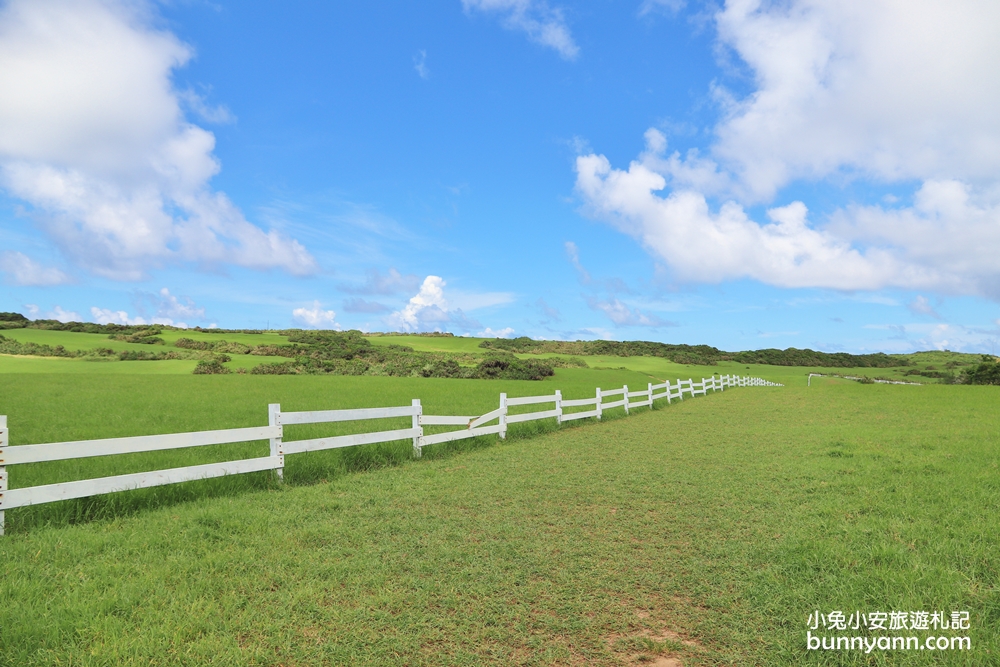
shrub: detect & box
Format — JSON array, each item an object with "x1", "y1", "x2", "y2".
[
  {"x1": 193, "y1": 360, "x2": 231, "y2": 374},
  {"x1": 961, "y1": 356, "x2": 1000, "y2": 385}
]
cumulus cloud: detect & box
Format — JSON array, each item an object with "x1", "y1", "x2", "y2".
[
  {"x1": 0, "y1": 250, "x2": 70, "y2": 285},
  {"x1": 462, "y1": 0, "x2": 578, "y2": 60},
  {"x1": 385, "y1": 275, "x2": 502, "y2": 333},
  {"x1": 575, "y1": 1, "x2": 1000, "y2": 297},
  {"x1": 0, "y1": 0, "x2": 315, "y2": 280},
  {"x1": 712, "y1": 0, "x2": 1000, "y2": 201},
  {"x1": 387, "y1": 276, "x2": 452, "y2": 332},
  {"x1": 292, "y1": 301, "x2": 340, "y2": 329},
  {"x1": 576, "y1": 145, "x2": 936, "y2": 290}
]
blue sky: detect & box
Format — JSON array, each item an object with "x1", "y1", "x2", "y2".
[{"x1": 2, "y1": 0, "x2": 1000, "y2": 354}]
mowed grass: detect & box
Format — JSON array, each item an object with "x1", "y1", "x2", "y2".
[{"x1": 1, "y1": 377, "x2": 998, "y2": 665}]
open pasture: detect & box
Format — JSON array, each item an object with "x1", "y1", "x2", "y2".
[{"x1": 0, "y1": 372, "x2": 997, "y2": 665}]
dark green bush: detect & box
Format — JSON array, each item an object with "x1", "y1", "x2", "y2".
[
  {"x1": 193, "y1": 360, "x2": 231, "y2": 374},
  {"x1": 961, "y1": 356, "x2": 1000, "y2": 385}
]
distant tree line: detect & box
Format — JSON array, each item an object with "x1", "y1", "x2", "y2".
[{"x1": 479, "y1": 337, "x2": 905, "y2": 368}]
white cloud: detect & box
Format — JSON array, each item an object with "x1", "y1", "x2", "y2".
[
  {"x1": 385, "y1": 275, "x2": 506, "y2": 333},
  {"x1": 639, "y1": 0, "x2": 686, "y2": 17},
  {"x1": 89, "y1": 302, "x2": 191, "y2": 328},
  {"x1": 413, "y1": 49, "x2": 429, "y2": 79},
  {"x1": 575, "y1": 1, "x2": 1000, "y2": 299},
  {"x1": 712, "y1": 0, "x2": 1000, "y2": 201},
  {"x1": 387, "y1": 276, "x2": 452, "y2": 332},
  {"x1": 0, "y1": 250, "x2": 70, "y2": 285},
  {"x1": 0, "y1": 0, "x2": 315, "y2": 280},
  {"x1": 90, "y1": 307, "x2": 147, "y2": 326},
  {"x1": 27, "y1": 304, "x2": 80, "y2": 322},
  {"x1": 155, "y1": 288, "x2": 202, "y2": 320},
  {"x1": 292, "y1": 301, "x2": 340, "y2": 329},
  {"x1": 177, "y1": 88, "x2": 235, "y2": 125},
  {"x1": 462, "y1": 0, "x2": 579, "y2": 60},
  {"x1": 585, "y1": 296, "x2": 674, "y2": 327},
  {"x1": 576, "y1": 147, "x2": 936, "y2": 291},
  {"x1": 479, "y1": 326, "x2": 515, "y2": 338},
  {"x1": 907, "y1": 295, "x2": 941, "y2": 320},
  {"x1": 564, "y1": 240, "x2": 591, "y2": 284}
]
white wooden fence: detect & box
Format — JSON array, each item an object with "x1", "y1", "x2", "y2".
[{"x1": 0, "y1": 374, "x2": 781, "y2": 535}]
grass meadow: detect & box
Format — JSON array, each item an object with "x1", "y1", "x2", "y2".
[{"x1": 0, "y1": 360, "x2": 997, "y2": 665}]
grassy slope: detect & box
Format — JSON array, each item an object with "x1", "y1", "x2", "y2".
[
  {"x1": 2, "y1": 329, "x2": 983, "y2": 382},
  {"x1": 1, "y1": 380, "x2": 997, "y2": 665}
]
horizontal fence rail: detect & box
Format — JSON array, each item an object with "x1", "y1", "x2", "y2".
[{"x1": 0, "y1": 375, "x2": 781, "y2": 535}]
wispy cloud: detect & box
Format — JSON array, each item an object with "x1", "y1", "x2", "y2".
[
  {"x1": 564, "y1": 241, "x2": 591, "y2": 284},
  {"x1": 339, "y1": 268, "x2": 420, "y2": 296},
  {"x1": 586, "y1": 296, "x2": 675, "y2": 327},
  {"x1": 536, "y1": 297, "x2": 560, "y2": 321},
  {"x1": 413, "y1": 49, "x2": 429, "y2": 79},
  {"x1": 462, "y1": 0, "x2": 579, "y2": 60},
  {"x1": 0, "y1": 251, "x2": 71, "y2": 286},
  {"x1": 638, "y1": 0, "x2": 686, "y2": 17},
  {"x1": 907, "y1": 295, "x2": 942, "y2": 320},
  {"x1": 343, "y1": 298, "x2": 391, "y2": 314}
]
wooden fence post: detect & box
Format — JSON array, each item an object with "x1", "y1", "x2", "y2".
[
  {"x1": 595, "y1": 387, "x2": 602, "y2": 421},
  {"x1": 499, "y1": 393, "x2": 508, "y2": 439},
  {"x1": 665, "y1": 381, "x2": 672, "y2": 405},
  {"x1": 555, "y1": 390, "x2": 563, "y2": 425},
  {"x1": 0, "y1": 415, "x2": 6, "y2": 536},
  {"x1": 647, "y1": 382, "x2": 653, "y2": 407},
  {"x1": 412, "y1": 398, "x2": 423, "y2": 458},
  {"x1": 268, "y1": 404, "x2": 284, "y2": 482},
  {"x1": 623, "y1": 385, "x2": 630, "y2": 415}
]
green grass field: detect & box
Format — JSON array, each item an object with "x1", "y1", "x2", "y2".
[
  {"x1": 0, "y1": 365, "x2": 998, "y2": 665},
  {"x1": 1, "y1": 333, "x2": 996, "y2": 664}
]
